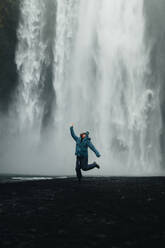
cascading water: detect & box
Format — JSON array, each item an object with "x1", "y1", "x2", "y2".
[
  {"x1": 16, "y1": 0, "x2": 46, "y2": 133},
  {"x1": 13, "y1": 0, "x2": 163, "y2": 175},
  {"x1": 16, "y1": 0, "x2": 55, "y2": 137}
]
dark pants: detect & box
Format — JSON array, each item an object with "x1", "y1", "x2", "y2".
[{"x1": 76, "y1": 156, "x2": 96, "y2": 181}]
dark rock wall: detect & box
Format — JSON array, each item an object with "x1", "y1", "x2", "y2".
[{"x1": 0, "y1": 0, "x2": 19, "y2": 112}]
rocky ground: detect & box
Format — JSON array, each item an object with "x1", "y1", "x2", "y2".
[{"x1": 0, "y1": 177, "x2": 165, "y2": 247}]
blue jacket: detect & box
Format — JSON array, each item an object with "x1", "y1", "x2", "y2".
[{"x1": 70, "y1": 126, "x2": 100, "y2": 157}]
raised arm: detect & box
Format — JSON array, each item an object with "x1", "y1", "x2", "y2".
[
  {"x1": 87, "y1": 140, "x2": 101, "y2": 157},
  {"x1": 70, "y1": 126, "x2": 78, "y2": 142}
]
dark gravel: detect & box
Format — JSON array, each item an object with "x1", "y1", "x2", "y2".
[{"x1": 0, "y1": 177, "x2": 165, "y2": 247}]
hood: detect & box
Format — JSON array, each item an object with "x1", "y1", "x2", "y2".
[
  {"x1": 84, "y1": 131, "x2": 90, "y2": 141},
  {"x1": 80, "y1": 131, "x2": 90, "y2": 141},
  {"x1": 86, "y1": 131, "x2": 89, "y2": 136}
]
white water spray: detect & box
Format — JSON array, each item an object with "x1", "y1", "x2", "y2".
[
  {"x1": 13, "y1": 0, "x2": 162, "y2": 175},
  {"x1": 16, "y1": 0, "x2": 50, "y2": 135}
]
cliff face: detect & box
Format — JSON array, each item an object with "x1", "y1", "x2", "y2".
[{"x1": 0, "y1": 0, "x2": 19, "y2": 112}]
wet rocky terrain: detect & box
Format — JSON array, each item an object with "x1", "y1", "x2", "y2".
[{"x1": 0, "y1": 177, "x2": 165, "y2": 247}]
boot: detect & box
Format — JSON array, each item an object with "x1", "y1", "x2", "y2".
[{"x1": 94, "y1": 162, "x2": 100, "y2": 169}]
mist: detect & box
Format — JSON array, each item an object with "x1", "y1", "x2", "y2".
[{"x1": 0, "y1": 0, "x2": 165, "y2": 176}]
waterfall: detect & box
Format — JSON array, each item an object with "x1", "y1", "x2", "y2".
[
  {"x1": 14, "y1": 0, "x2": 162, "y2": 175},
  {"x1": 15, "y1": 0, "x2": 55, "y2": 137},
  {"x1": 95, "y1": 0, "x2": 162, "y2": 173}
]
